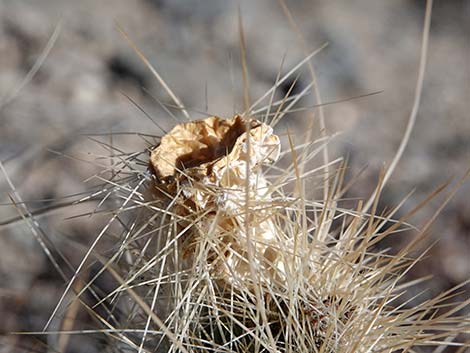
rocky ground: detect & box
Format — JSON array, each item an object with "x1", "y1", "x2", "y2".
[{"x1": 0, "y1": 0, "x2": 469, "y2": 352}]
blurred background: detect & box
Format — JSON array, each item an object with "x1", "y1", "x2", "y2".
[{"x1": 0, "y1": 0, "x2": 469, "y2": 352}]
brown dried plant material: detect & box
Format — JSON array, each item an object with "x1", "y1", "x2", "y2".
[{"x1": 149, "y1": 115, "x2": 285, "y2": 284}]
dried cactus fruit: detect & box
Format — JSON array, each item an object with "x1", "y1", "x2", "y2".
[{"x1": 149, "y1": 115, "x2": 286, "y2": 287}]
